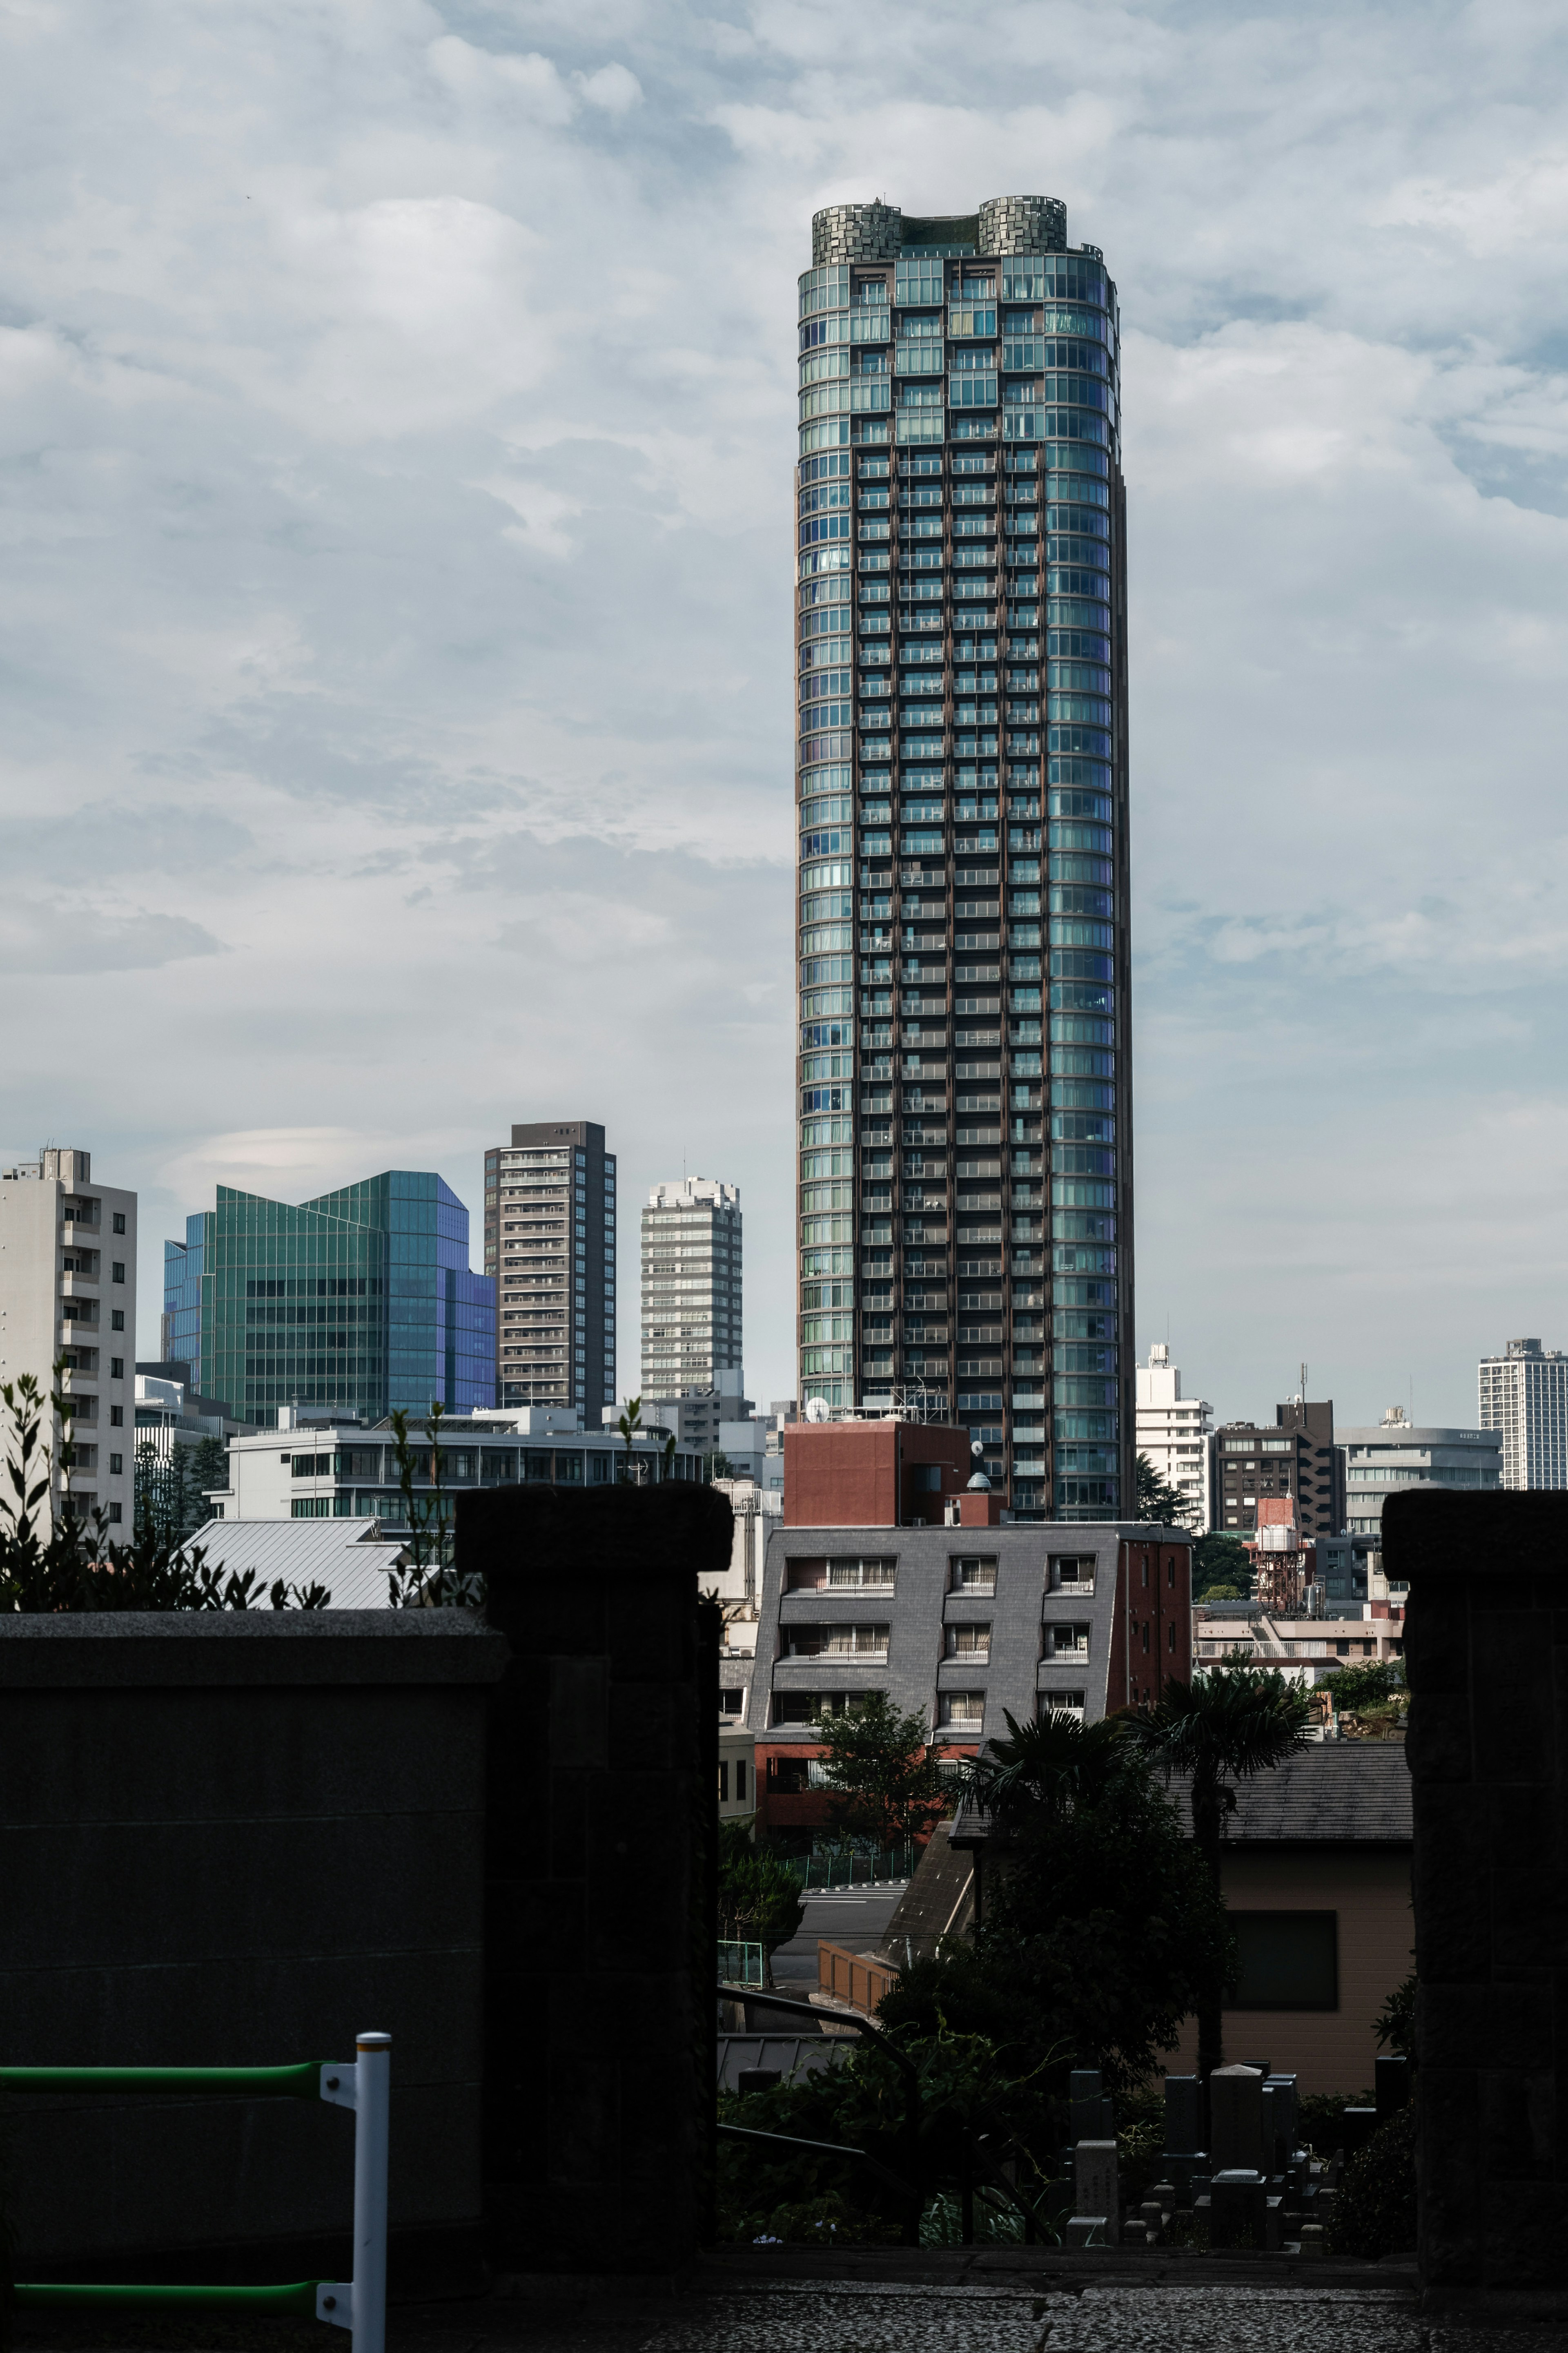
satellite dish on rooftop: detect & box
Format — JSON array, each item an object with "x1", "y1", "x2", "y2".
[{"x1": 804, "y1": 1396, "x2": 831, "y2": 1423}]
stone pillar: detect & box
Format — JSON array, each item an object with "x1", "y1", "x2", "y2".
[
  {"x1": 461, "y1": 1481, "x2": 731, "y2": 2279},
  {"x1": 1391, "y1": 1488, "x2": 1568, "y2": 2316}
]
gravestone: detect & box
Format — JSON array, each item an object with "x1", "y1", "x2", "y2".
[
  {"x1": 1209, "y1": 2063, "x2": 1265, "y2": 2172},
  {"x1": 1392, "y1": 1488, "x2": 1568, "y2": 2315},
  {"x1": 1069, "y1": 2067, "x2": 1105, "y2": 2142},
  {"x1": 1374, "y1": 2054, "x2": 1410, "y2": 2120},
  {"x1": 1163, "y1": 2074, "x2": 1202, "y2": 2153},
  {"x1": 1209, "y1": 2169, "x2": 1267, "y2": 2250},
  {"x1": 1073, "y1": 2137, "x2": 1119, "y2": 2221}
]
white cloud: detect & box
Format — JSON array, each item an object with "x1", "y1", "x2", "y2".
[
  {"x1": 5, "y1": 0, "x2": 1568, "y2": 1412},
  {"x1": 575, "y1": 61, "x2": 643, "y2": 112}
]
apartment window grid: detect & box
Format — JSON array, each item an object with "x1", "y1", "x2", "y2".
[
  {"x1": 639, "y1": 1181, "x2": 743, "y2": 1400},
  {"x1": 491, "y1": 1124, "x2": 614, "y2": 1413},
  {"x1": 1479, "y1": 1344, "x2": 1568, "y2": 1490},
  {"x1": 796, "y1": 201, "x2": 1131, "y2": 1521}
]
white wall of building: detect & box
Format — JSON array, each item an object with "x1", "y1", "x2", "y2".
[
  {"x1": 640, "y1": 1177, "x2": 742, "y2": 1399},
  {"x1": 1134, "y1": 1342, "x2": 1212, "y2": 1531},
  {"x1": 1479, "y1": 1339, "x2": 1568, "y2": 1489},
  {"x1": 0, "y1": 1147, "x2": 136, "y2": 1534}
]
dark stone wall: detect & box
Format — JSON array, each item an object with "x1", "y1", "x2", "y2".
[
  {"x1": 1389, "y1": 1489, "x2": 1568, "y2": 2309},
  {"x1": 0, "y1": 1610, "x2": 508, "y2": 2285},
  {"x1": 461, "y1": 1480, "x2": 728, "y2": 2277}
]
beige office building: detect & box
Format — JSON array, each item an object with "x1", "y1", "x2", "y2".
[{"x1": 0, "y1": 1146, "x2": 137, "y2": 1532}]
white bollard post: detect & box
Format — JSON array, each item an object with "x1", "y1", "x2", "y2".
[{"x1": 352, "y1": 2033, "x2": 391, "y2": 2353}]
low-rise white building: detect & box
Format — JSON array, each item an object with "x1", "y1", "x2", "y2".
[
  {"x1": 0, "y1": 1147, "x2": 136, "y2": 1533},
  {"x1": 1134, "y1": 1343, "x2": 1212, "y2": 1530},
  {"x1": 1339, "y1": 1408, "x2": 1502, "y2": 1537},
  {"x1": 209, "y1": 1403, "x2": 702, "y2": 1527},
  {"x1": 1194, "y1": 1604, "x2": 1405, "y2": 1679}
]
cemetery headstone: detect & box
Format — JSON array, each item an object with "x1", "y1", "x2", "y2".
[
  {"x1": 1074, "y1": 2137, "x2": 1119, "y2": 2222},
  {"x1": 1209, "y1": 2063, "x2": 1265, "y2": 2172},
  {"x1": 1209, "y1": 2169, "x2": 1267, "y2": 2250},
  {"x1": 1374, "y1": 2053, "x2": 1409, "y2": 2119}
]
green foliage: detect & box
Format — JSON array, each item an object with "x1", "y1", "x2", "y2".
[
  {"x1": 0, "y1": 1371, "x2": 326, "y2": 1613},
  {"x1": 1321, "y1": 1659, "x2": 1405, "y2": 1712},
  {"x1": 1297, "y1": 2090, "x2": 1374, "y2": 2157},
  {"x1": 1119, "y1": 1666, "x2": 1312, "y2": 2079},
  {"x1": 967, "y1": 1704, "x2": 1134, "y2": 1823},
  {"x1": 1135, "y1": 1452, "x2": 1188, "y2": 1524},
  {"x1": 1374, "y1": 1972, "x2": 1416, "y2": 2059},
  {"x1": 1327, "y1": 2101, "x2": 1417, "y2": 2259},
  {"x1": 882, "y1": 1767, "x2": 1232, "y2": 2096},
  {"x1": 386, "y1": 1403, "x2": 482, "y2": 1607},
  {"x1": 718, "y1": 1819, "x2": 805, "y2": 1964},
  {"x1": 715, "y1": 2021, "x2": 1062, "y2": 2243},
  {"x1": 1192, "y1": 1533, "x2": 1253, "y2": 1598},
  {"x1": 810, "y1": 1691, "x2": 953, "y2": 1846},
  {"x1": 134, "y1": 1434, "x2": 230, "y2": 1550},
  {"x1": 745, "y1": 2190, "x2": 895, "y2": 2246}
]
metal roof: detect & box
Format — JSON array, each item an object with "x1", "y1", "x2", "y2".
[
  {"x1": 188, "y1": 1519, "x2": 407, "y2": 1609},
  {"x1": 715, "y1": 2037, "x2": 848, "y2": 2092}
]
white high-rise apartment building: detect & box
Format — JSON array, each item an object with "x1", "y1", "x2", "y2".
[
  {"x1": 0, "y1": 1147, "x2": 137, "y2": 1532},
  {"x1": 640, "y1": 1180, "x2": 742, "y2": 1399},
  {"x1": 1479, "y1": 1338, "x2": 1568, "y2": 1488},
  {"x1": 1134, "y1": 1341, "x2": 1212, "y2": 1531}
]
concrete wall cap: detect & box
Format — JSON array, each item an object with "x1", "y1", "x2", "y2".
[{"x1": 0, "y1": 1607, "x2": 512, "y2": 1686}]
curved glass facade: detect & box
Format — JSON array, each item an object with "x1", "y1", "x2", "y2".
[{"x1": 795, "y1": 200, "x2": 1132, "y2": 1521}]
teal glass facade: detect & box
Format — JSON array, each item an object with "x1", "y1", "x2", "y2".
[
  {"x1": 163, "y1": 1171, "x2": 494, "y2": 1428},
  {"x1": 796, "y1": 196, "x2": 1134, "y2": 1523}
]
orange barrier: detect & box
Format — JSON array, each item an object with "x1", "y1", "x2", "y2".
[{"x1": 816, "y1": 1938, "x2": 898, "y2": 2017}]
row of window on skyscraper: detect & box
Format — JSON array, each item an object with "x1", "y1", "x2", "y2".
[{"x1": 793, "y1": 199, "x2": 1131, "y2": 1523}]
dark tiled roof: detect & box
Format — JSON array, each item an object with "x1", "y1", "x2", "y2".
[{"x1": 1175, "y1": 1744, "x2": 1412, "y2": 1845}]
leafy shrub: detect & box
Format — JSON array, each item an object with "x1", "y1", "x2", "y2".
[
  {"x1": 1327, "y1": 2101, "x2": 1417, "y2": 2258},
  {"x1": 743, "y1": 2192, "x2": 895, "y2": 2246},
  {"x1": 1297, "y1": 2089, "x2": 1374, "y2": 2159}
]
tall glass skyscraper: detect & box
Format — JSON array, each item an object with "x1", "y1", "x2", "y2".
[
  {"x1": 163, "y1": 1171, "x2": 494, "y2": 1427},
  {"x1": 795, "y1": 194, "x2": 1133, "y2": 1521}
]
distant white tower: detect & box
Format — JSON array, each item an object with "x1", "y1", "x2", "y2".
[
  {"x1": 640, "y1": 1180, "x2": 743, "y2": 1401},
  {"x1": 1134, "y1": 1341, "x2": 1212, "y2": 1531},
  {"x1": 1479, "y1": 1338, "x2": 1568, "y2": 1488}
]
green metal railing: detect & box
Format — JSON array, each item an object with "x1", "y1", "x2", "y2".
[
  {"x1": 796, "y1": 1843, "x2": 915, "y2": 1889},
  {"x1": 717, "y1": 1939, "x2": 764, "y2": 1986},
  {"x1": 0, "y1": 2032, "x2": 390, "y2": 2348}
]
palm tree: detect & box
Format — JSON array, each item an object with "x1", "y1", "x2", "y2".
[
  {"x1": 1122, "y1": 1668, "x2": 1312, "y2": 2088},
  {"x1": 968, "y1": 1704, "x2": 1134, "y2": 1826}
]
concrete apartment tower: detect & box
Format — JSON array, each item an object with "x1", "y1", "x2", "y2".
[
  {"x1": 0, "y1": 1147, "x2": 137, "y2": 1532},
  {"x1": 640, "y1": 1178, "x2": 743, "y2": 1402},
  {"x1": 1134, "y1": 1342, "x2": 1212, "y2": 1530},
  {"x1": 486, "y1": 1122, "x2": 616, "y2": 1418},
  {"x1": 1478, "y1": 1338, "x2": 1568, "y2": 1488},
  {"x1": 795, "y1": 196, "x2": 1131, "y2": 1519}
]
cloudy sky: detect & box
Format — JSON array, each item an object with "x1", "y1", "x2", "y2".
[{"x1": 3, "y1": 0, "x2": 1566, "y2": 1427}]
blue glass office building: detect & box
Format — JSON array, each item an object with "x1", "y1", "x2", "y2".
[
  {"x1": 163, "y1": 1171, "x2": 495, "y2": 1427},
  {"x1": 795, "y1": 195, "x2": 1133, "y2": 1521}
]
